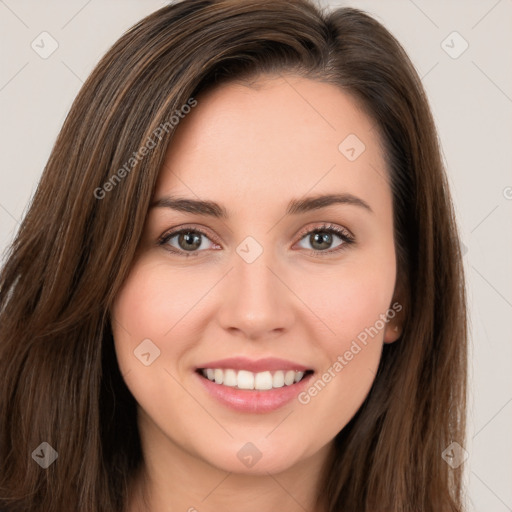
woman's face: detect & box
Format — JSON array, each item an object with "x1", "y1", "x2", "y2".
[{"x1": 111, "y1": 74, "x2": 401, "y2": 476}]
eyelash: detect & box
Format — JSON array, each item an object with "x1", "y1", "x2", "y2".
[{"x1": 158, "y1": 223, "x2": 355, "y2": 258}]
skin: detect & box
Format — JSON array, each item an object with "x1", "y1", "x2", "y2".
[{"x1": 111, "y1": 74, "x2": 403, "y2": 512}]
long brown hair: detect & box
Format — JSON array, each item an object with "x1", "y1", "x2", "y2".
[{"x1": 0, "y1": 1, "x2": 467, "y2": 510}]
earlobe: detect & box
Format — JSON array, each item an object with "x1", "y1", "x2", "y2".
[
  {"x1": 385, "y1": 277, "x2": 407, "y2": 344},
  {"x1": 384, "y1": 322, "x2": 402, "y2": 344}
]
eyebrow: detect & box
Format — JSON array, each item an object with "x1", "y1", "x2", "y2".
[{"x1": 150, "y1": 193, "x2": 373, "y2": 218}]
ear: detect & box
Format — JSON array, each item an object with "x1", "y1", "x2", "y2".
[
  {"x1": 383, "y1": 281, "x2": 406, "y2": 344},
  {"x1": 383, "y1": 316, "x2": 403, "y2": 344}
]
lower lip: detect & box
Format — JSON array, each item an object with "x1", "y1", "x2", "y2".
[{"x1": 195, "y1": 371, "x2": 314, "y2": 413}]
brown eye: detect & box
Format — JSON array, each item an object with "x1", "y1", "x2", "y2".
[
  {"x1": 176, "y1": 232, "x2": 203, "y2": 251},
  {"x1": 295, "y1": 224, "x2": 355, "y2": 256},
  {"x1": 308, "y1": 232, "x2": 336, "y2": 251},
  {"x1": 159, "y1": 227, "x2": 217, "y2": 257}
]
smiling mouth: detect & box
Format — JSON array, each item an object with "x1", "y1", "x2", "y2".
[{"x1": 196, "y1": 368, "x2": 314, "y2": 391}]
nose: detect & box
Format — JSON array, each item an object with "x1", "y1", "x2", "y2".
[{"x1": 216, "y1": 246, "x2": 295, "y2": 341}]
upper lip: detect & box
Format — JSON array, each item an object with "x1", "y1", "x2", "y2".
[{"x1": 196, "y1": 357, "x2": 312, "y2": 373}]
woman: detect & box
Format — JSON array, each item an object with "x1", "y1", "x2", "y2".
[{"x1": 0, "y1": 0, "x2": 467, "y2": 510}]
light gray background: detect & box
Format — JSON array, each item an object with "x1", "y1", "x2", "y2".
[{"x1": 0, "y1": 1, "x2": 511, "y2": 510}]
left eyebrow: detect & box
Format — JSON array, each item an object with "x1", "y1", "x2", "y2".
[{"x1": 285, "y1": 193, "x2": 373, "y2": 215}]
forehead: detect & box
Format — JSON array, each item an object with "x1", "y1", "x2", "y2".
[{"x1": 156, "y1": 74, "x2": 389, "y2": 215}]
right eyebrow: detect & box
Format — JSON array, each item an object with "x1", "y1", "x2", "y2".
[{"x1": 150, "y1": 196, "x2": 228, "y2": 219}]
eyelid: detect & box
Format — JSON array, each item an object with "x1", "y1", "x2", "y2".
[
  {"x1": 158, "y1": 224, "x2": 221, "y2": 252},
  {"x1": 294, "y1": 222, "x2": 354, "y2": 243}
]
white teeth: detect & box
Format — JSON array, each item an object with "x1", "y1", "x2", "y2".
[
  {"x1": 254, "y1": 371, "x2": 273, "y2": 390},
  {"x1": 223, "y1": 369, "x2": 238, "y2": 387},
  {"x1": 284, "y1": 370, "x2": 296, "y2": 386},
  {"x1": 201, "y1": 368, "x2": 309, "y2": 390},
  {"x1": 272, "y1": 370, "x2": 285, "y2": 388},
  {"x1": 237, "y1": 370, "x2": 255, "y2": 390},
  {"x1": 214, "y1": 368, "x2": 223, "y2": 385}
]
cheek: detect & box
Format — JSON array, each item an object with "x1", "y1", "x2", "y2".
[
  {"x1": 295, "y1": 249, "x2": 396, "y2": 347},
  {"x1": 112, "y1": 259, "x2": 209, "y2": 341},
  {"x1": 110, "y1": 259, "x2": 205, "y2": 383},
  {"x1": 110, "y1": 260, "x2": 210, "y2": 432},
  {"x1": 292, "y1": 246, "x2": 396, "y2": 428},
  {"x1": 294, "y1": 272, "x2": 393, "y2": 436}
]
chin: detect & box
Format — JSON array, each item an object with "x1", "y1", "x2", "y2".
[{"x1": 195, "y1": 437, "x2": 312, "y2": 476}]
